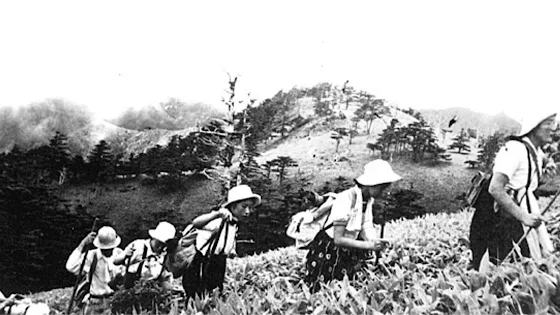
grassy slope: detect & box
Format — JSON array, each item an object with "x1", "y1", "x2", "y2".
[{"x1": 31, "y1": 196, "x2": 560, "y2": 314}]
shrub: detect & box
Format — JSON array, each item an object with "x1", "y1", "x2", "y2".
[{"x1": 110, "y1": 279, "x2": 177, "y2": 314}]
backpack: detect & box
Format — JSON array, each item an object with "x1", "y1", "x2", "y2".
[
  {"x1": 165, "y1": 220, "x2": 228, "y2": 278},
  {"x1": 287, "y1": 191, "x2": 356, "y2": 249},
  {"x1": 74, "y1": 251, "x2": 98, "y2": 307},
  {"x1": 466, "y1": 138, "x2": 540, "y2": 211},
  {"x1": 165, "y1": 224, "x2": 198, "y2": 278}
]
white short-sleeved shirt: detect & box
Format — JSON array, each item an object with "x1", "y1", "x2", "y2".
[
  {"x1": 492, "y1": 137, "x2": 553, "y2": 258},
  {"x1": 66, "y1": 247, "x2": 124, "y2": 296},
  {"x1": 195, "y1": 216, "x2": 238, "y2": 256},
  {"x1": 123, "y1": 239, "x2": 172, "y2": 282},
  {"x1": 493, "y1": 138, "x2": 544, "y2": 214},
  {"x1": 325, "y1": 186, "x2": 377, "y2": 240},
  {"x1": 493, "y1": 138, "x2": 543, "y2": 194}
]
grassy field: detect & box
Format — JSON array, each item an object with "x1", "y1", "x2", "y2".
[{"x1": 29, "y1": 195, "x2": 560, "y2": 314}]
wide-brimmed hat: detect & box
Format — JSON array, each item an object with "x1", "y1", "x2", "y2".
[
  {"x1": 149, "y1": 222, "x2": 176, "y2": 243},
  {"x1": 356, "y1": 159, "x2": 402, "y2": 187},
  {"x1": 7, "y1": 302, "x2": 49, "y2": 315},
  {"x1": 93, "y1": 226, "x2": 121, "y2": 250},
  {"x1": 517, "y1": 112, "x2": 557, "y2": 137},
  {"x1": 222, "y1": 185, "x2": 261, "y2": 209}
]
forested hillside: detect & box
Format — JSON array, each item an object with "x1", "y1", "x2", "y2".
[{"x1": 0, "y1": 80, "x2": 529, "y2": 295}]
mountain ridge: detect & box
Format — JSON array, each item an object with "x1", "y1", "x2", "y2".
[{"x1": 418, "y1": 107, "x2": 521, "y2": 137}]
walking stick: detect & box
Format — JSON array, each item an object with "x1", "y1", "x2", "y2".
[
  {"x1": 502, "y1": 188, "x2": 560, "y2": 263},
  {"x1": 374, "y1": 222, "x2": 385, "y2": 266},
  {"x1": 67, "y1": 218, "x2": 99, "y2": 314}
]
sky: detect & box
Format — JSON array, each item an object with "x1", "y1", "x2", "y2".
[{"x1": 0, "y1": 1, "x2": 559, "y2": 122}]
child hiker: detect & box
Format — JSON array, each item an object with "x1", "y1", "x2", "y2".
[
  {"x1": 114, "y1": 221, "x2": 176, "y2": 290},
  {"x1": 182, "y1": 184, "x2": 261, "y2": 301}
]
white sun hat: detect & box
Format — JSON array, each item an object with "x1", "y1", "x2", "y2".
[
  {"x1": 93, "y1": 226, "x2": 121, "y2": 249},
  {"x1": 148, "y1": 222, "x2": 176, "y2": 243},
  {"x1": 7, "y1": 302, "x2": 50, "y2": 315},
  {"x1": 356, "y1": 159, "x2": 402, "y2": 186},
  {"x1": 222, "y1": 184, "x2": 261, "y2": 209},
  {"x1": 517, "y1": 112, "x2": 557, "y2": 137}
]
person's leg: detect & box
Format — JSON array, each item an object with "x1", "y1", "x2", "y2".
[
  {"x1": 469, "y1": 208, "x2": 493, "y2": 269},
  {"x1": 201, "y1": 255, "x2": 227, "y2": 293},
  {"x1": 182, "y1": 251, "x2": 204, "y2": 304},
  {"x1": 495, "y1": 217, "x2": 529, "y2": 263}
]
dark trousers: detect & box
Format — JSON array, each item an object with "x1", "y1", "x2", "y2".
[
  {"x1": 182, "y1": 251, "x2": 227, "y2": 301},
  {"x1": 470, "y1": 207, "x2": 529, "y2": 269}
]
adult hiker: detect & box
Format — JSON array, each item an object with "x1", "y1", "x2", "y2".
[
  {"x1": 66, "y1": 226, "x2": 124, "y2": 314},
  {"x1": 0, "y1": 291, "x2": 49, "y2": 315},
  {"x1": 472, "y1": 111, "x2": 557, "y2": 267},
  {"x1": 304, "y1": 159, "x2": 400, "y2": 292},
  {"x1": 182, "y1": 184, "x2": 261, "y2": 301},
  {"x1": 114, "y1": 221, "x2": 176, "y2": 290}
]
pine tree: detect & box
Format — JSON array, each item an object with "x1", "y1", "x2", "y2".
[
  {"x1": 377, "y1": 118, "x2": 401, "y2": 155},
  {"x1": 48, "y1": 131, "x2": 71, "y2": 184},
  {"x1": 448, "y1": 128, "x2": 471, "y2": 154},
  {"x1": 477, "y1": 132, "x2": 505, "y2": 170},
  {"x1": 87, "y1": 140, "x2": 114, "y2": 182},
  {"x1": 269, "y1": 156, "x2": 298, "y2": 184},
  {"x1": 354, "y1": 99, "x2": 385, "y2": 133},
  {"x1": 331, "y1": 128, "x2": 348, "y2": 153}
]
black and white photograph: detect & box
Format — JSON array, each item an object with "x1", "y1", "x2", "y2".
[{"x1": 1, "y1": 1, "x2": 560, "y2": 314}]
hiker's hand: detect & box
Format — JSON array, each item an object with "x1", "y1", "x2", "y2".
[
  {"x1": 80, "y1": 232, "x2": 96, "y2": 248},
  {"x1": 522, "y1": 213, "x2": 545, "y2": 228},
  {"x1": 124, "y1": 244, "x2": 136, "y2": 258},
  {"x1": 216, "y1": 208, "x2": 233, "y2": 221},
  {"x1": 544, "y1": 159, "x2": 557, "y2": 178},
  {"x1": 4, "y1": 294, "x2": 25, "y2": 305},
  {"x1": 5, "y1": 294, "x2": 17, "y2": 303},
  {"x1": 370, "y1": 239, "x2": 391, "y2": 251}
]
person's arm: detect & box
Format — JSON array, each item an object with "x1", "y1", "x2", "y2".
[
  {"x1": 192, "y1": 208, "x2": 232, "y2": 228},
  {"x1": 332, "y1": 224, "x2": 389, "y2": 251},
  {"x1": 114, "y1": 242, "x2": 137, "y2": 266},
  {"x1": 66, "y1": 232, "x2": 95, "y2": 274},
  {"x1": 489, "y1": 172, "x2": 544, "y2": 228},
  {"x1": 0, "y1": 294, "x2": 17, "y2": 310}
]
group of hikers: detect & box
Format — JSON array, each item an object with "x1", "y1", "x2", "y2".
[
  {"x1": 62, "y1": 184, "x2": 263, "y2": 314},
  {"x1": 2, "y1": 110, "x2": 558, "y2": 314}
]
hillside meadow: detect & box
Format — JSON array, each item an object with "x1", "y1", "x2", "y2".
[{"x1": 29, "y1": 195, "x2": 560, "y2": 314}]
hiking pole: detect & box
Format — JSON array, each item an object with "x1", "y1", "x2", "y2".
[
  {"x1": 374, "y1": 199, "x2": 388, "y2": 266},
  {"x1": 502, "y1": 188, "x2": 560, "y2": 263},
  {"x1": 67, "y1": 217, "x2": 99, "y2": 314},
  {"x1": 374, "y1": 222, "x2": 385, "y2": 266}
]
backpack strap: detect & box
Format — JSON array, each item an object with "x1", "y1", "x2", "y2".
[
  {"x1": 323, "y1": 188, "x2": 359, "y2": 231},
  {"x1": 517, "y1": 139, "x2": 541, "y2": 213},
  {"x1": 134, "y1": 244, "x2": 148, "y2": 278},
  {"x1": 200, "y1": 219, "x2": 227, "y2": 257}
]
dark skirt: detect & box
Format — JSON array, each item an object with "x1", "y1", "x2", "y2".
[
  {"x1": 182, "y1": 251, "x2": 227, "y2": 300},
  {"x1": 304, "y1": 229, "x2": 372, "y2": 292},
  {"x1": 469, "y1": 207, "x2": 529, "y2": 269}
]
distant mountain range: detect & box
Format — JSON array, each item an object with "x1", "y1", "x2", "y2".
[{"x1": 418, "y1": 107, "x2": 521, "y2": 137}]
